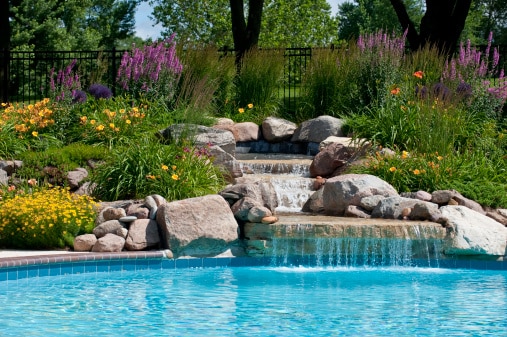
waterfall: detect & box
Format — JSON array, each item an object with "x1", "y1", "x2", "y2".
[{"x1": 267, "y1": 223, "x2": 443, "y2": 268}]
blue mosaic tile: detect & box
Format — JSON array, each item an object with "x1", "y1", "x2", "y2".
[
  {"x1": 122, "y1": 260, "x2": 137, "y2": 271},
  {"x1": 72, "y1": 262, "x2": 86, "y2": 274},
  {"x1": 0, "y1": 271, "x2": 7, "y2": 282},
  {"x1": 49, "y1": 264, "x2": 62, "y2": 276},
  {"x1": 109, "y1": 260, "x2": 123, "y2": 272},
  {"x1": 161, "y1": 259, "x2": 175, "y2": 269},
  {"x1": 187, "y1": 259, "x2": 203, "y2": 268},
  {"x1": 16, "y1": 267, "x2": 28, "y2": 279},
  {"x1": 96, "y1": 261, "x2": 110, "y2": 273},
  {"x1": 27, "y1": 265, "x2": 39, "y2": 278},
  {"x1": 202, "y1": 258, "x2": 217, "y2": 268},
  {"x1": 38, "y1": 266, "x2": 51, "y2": 277},
  {"x1": 84, "y1": 262, "x2": 97, "y2": 273},
  {"x1": 147, "y1": 259, "x2": 163, "y2": 270},
  {"x1": 215, "y1": 258, "x2": 232, "y2": 267},
  {"x1": 7, "y1": 268, "x2": 18, "y2": 281},
  {"x1": 61, "y1": 264, "x2": 73, "y2": 275},
  {"x1": 175, "y1": 259, "x2": 189, "y2": 269}
]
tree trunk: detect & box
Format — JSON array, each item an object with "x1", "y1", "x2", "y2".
[
  {"x1": 390, "y1": 0, "x2": 472, "y2": 57},
  {"x1": 229, "y1": 0, "x2": 264, "y2": 65}
]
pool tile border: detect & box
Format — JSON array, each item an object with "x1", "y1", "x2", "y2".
[{"x1": 0, "y1": 251, "x2": 505, "y2": 282}]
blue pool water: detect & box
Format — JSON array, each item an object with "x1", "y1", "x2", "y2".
[{"x1": 0, "y1": 266, "x2": 506, "y2": 336}]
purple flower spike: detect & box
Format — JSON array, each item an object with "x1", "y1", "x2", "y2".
[{"x1": 72, "y1": 90, "x2": 87, "y2": 104}]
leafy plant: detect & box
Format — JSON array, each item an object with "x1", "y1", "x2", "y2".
[
  {"x1": 0, "y1": 186, "x2": 97, "y2": 249},
  {"x1": 91, "y1": 136, "x2": 226, "y2": 201}
]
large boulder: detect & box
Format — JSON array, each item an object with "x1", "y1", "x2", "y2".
[
  {"x1": 261, "y1": 117, "x2": 297, "y2": 142},
  {"x1": 209, "y1": 145, "x2": 243, "y2": 182},
  {"x1": 234, "y1": 122, "x2": 260, "y2": 142},
  {"x1": 156, "y1": 194, "x2": 240, "y2": 257},
  {"x1": 441, "y1": 205, "x2": 507, "y2": 256},
  {"x1": 158, "y1": 123, "x2": 236, "y2": 155},
  {"x1": 73, "y1": 234, "x2": 97, "y2": 252},
  {"x1": 125, "y1": 219, "x2": 160, "y2": 251},
  {"x1": 309, "y1": 143, "x2": 353, "y2": 177},
  {"x1": 220, "y1": 179, "x2": 278, "y2": 212},
  {"x1": 93, "y1": 220, "x2": 125, "y2": 238},
  {"x1": 291, "y1": 115, "x2": 345, "y2": 143},
  {"x1": 91, "y1": 233, "x2": 125, "y2": 252},
  {"x1": 66, "y1": 167, "x2": 88, "y2": 189},
  {"x1": 323, "y1": 174, "x2": 399, "y2": 216},
  {"x1": 371, "y1": 196, "x2": 439, "y2": 220}
]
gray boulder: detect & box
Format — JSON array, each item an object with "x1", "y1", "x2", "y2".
[
  {"x1": 125, "y1": 219, "x2": 160, "y2": 251},
  {"x1": 0, "y1": 169, "x2": 7, "y2": 186},
  {"x1": 158, "y1": 123, "x2": 236, "y2": 155},
  {"x1": 102, "y1": 207, "x2": 127, "y2": 221},
  {"x1": 73, "y1": 234, "x2": 97, "y2": 252},
  {"x1": 93, "y1": 220, "x2": 125, "y2": 238},
  {"x1": 156, "y1": 194, "x2": 239, "y2": 257},
  {"x1": 235, "y1": 122, "x2": 260, "y2": 142},
  {"x1": 291, "y1": 115, "x2": 345, "y2": 143},
  {"x1": 66, "y1": 167, "x2": 88, "y2": 189},
  {"x1": 323, "y1": 174, "x2": 398, "y2": 216},
  {"x1": 261, "y1": 117, "x2": 297, "y2": 142},
  {"x1": 371, "y1": 196, "x2": 438, "y2": 220},
  {"x1": 441, "y1": 206, "x2": 507, "y2": 256},
  {"x1": 91, "y1": 233, "x2": 125, "y2": 252}
]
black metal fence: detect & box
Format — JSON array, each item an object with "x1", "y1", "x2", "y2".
[
  {"x1": 0, "y1": 49, "x2": 125, "y2": 104},
  {"x1": 1, "y1": 45, "x2": 506, "y2": 108}
]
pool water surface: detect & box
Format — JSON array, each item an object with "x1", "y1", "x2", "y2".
[{"x1": 0, "y1": 266, "x2": 506, "y2": 336}]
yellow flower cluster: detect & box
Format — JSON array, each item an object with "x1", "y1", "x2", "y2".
[
  {"x1": 0, "y1": 187, "x2": 97, "y2": 248},
  {"x1": 238, "y1": 103, "x2": 254, "y2": 114},
  {"x1": 80, "y1": 106, "x2": 146, "y2": 134},
  {"x1": 0, "y1": 98, "x2": 54, "y2": 136}
]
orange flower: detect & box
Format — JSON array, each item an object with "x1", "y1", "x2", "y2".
[
  {"x1": 390, "y1": 87, "x2": 400, "y2": 95},
  {"x1": 389, "y1": 166, "x2": 397, "y2": 172},
  {"x1": 413, "y1": 169, "x2": 421, "y2": 175},
  {"x1": 413, "y1": 71, "x2": 424, "y2": 79}
]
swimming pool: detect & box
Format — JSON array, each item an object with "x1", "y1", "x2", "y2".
[{"x1": 0, "y1": 263, "x2": 506, "y2": 336}]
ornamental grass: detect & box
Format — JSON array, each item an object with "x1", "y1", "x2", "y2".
[{"x1": 0, "y1": 186, "x2": 97, "y2": 249}]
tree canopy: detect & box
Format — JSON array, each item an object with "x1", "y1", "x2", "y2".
[
  {"x1": 4, "y1": 0, "x2": 139, "y2": 51},
  {"x1": 150, "y1": 0, "x2": 338, "y2": 49}
]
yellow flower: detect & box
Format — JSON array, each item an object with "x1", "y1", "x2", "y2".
[
  {"x1": 125, "y1": 119, "x2": 131, "y2": 124},
  {"x1": 109, "y1": 123, "x2": 115, "y2": 129},
  {"x1": 119, "y1": 109, "x2": 126, "y2": 114},
  {"x1": 161, "y1": 164, "x2": 169, "y2": 171},
  {"x1": 80, "y1": 116, "x2": 88, "y2": 123},
  {"x1": 96, "y1": 124, "x2": 105, "y2": 131},
  {"x1": 32, "y1": 131, "x2": 38, "y2": 137},
  {"x1": 401, "y1": 151, "x2": 409, "y2": 159},
  {"x1": 247, "y1": 103, "x2": 254, "y2": 109},
  {"x1": 90, "y1": 119, "x2": 96, "y2": 125},
  {"x1": 146, "y1": 174, "x2": 156, "y2": 180},
  {"x1": 413, "y1": 169, "x2": 421, "y2": 175},
  {"x1": 172, "y1": 165, "x2": 177, "y2": 170},
  {"x1": 238, "y1": 108, "x2": 245, "y2": 113},
  {"x1": 389, "y1": 166, "x2": 397, "y2": 172},
  {"x1": 171, "y1": 174, "x2": 179, "y2": 181},
  {"x1": 437, "y1": 155, "x2": 443, "y2": 161}
]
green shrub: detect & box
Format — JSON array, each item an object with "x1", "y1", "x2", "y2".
[
  {"x1": 91, "y1": 137, "x2": 226, "y2": 201},
  {"x1": 16, "y1": 143, "x2": 108, "y2": 183},
  {"x1": 0, "y1": 186, "x2": 97, "y2": 249},
  {"x1": 229, "y1": 49, "x2": 284, "y2": 122}
]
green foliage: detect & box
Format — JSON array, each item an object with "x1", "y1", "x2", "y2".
[
  {"x1": 16, "y1": 143, "x2": 108, "y2": 183},
  {"x1": 228, "y1": 49, "x2": 284, "y2": 123},
  {"x1": 173, "y1": 46, "x2": 236, "y2": 124},
  {"x1": 0, "y1": 186, "x2": 97, "y2": 249},
  {"x1": 91, "y1": 137, "x2": 226, "y2": 201},
  {"x1": 9, "y1": 0, "x2": 138, "y2": 51}
]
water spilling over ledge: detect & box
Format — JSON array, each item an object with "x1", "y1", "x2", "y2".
[{"x1": 244, "y1": 215, "x2": 446, "y2": 266}]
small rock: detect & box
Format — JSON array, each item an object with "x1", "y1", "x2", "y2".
[
  {"x1": 261, "y1": 216, "x2": 278, "y2": 224},
  {"x1": 119, "y1": 216, "x2": 137, "y2": 223},
  {"x1": 448, "y1": 198, "x2": 459, "y2": 205}
]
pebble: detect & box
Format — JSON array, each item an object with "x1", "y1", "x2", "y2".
[{"x1": 119, "y1": 216, "x2": 137, "y2": 223}]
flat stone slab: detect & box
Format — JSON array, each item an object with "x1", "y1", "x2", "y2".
[{"x1": 244, "y1": 214, "x2": 446, "y2": 240}]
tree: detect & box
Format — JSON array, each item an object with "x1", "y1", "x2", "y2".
[
  {"x1": 390, "y1": 0, "x2": 473, "y2": 55},
  {"x1": 229, "y1": 0, "x2": 264, "y2": 63},
  {"x1": 150, "y1": 0, "x2": 338, "y2": 48},
  {"x1": 6, "y1": 0, "x2": 138, "y2": 51},
  {"x1": 260, "y1": 0, "x2": 337, "y2": 47},
  {"x1": 337, "y1": 0, "x2": 423, "y2": 41}
]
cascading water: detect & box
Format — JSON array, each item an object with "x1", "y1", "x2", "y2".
[
  {"x1": 237, "y1": 153, "x2": 447, "y2": 266},
  {"x1": 236, "y1": 153, "x2": 315, "y2": 213}
]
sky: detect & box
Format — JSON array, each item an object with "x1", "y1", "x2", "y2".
[{"x1": 135, "y1": 0, "x2": 346, "y2": 40}]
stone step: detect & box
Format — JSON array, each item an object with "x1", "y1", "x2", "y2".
[{"x1": 236, "y1": 153, "x2": 313, "y2": 176}]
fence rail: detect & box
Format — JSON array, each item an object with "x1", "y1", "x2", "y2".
[
  {"x1": 1, "y1": 45, "x2": 506, "y2": 111},
  {"x1": 0, "y1": 49, "x2": 125, "y2": 104}
]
